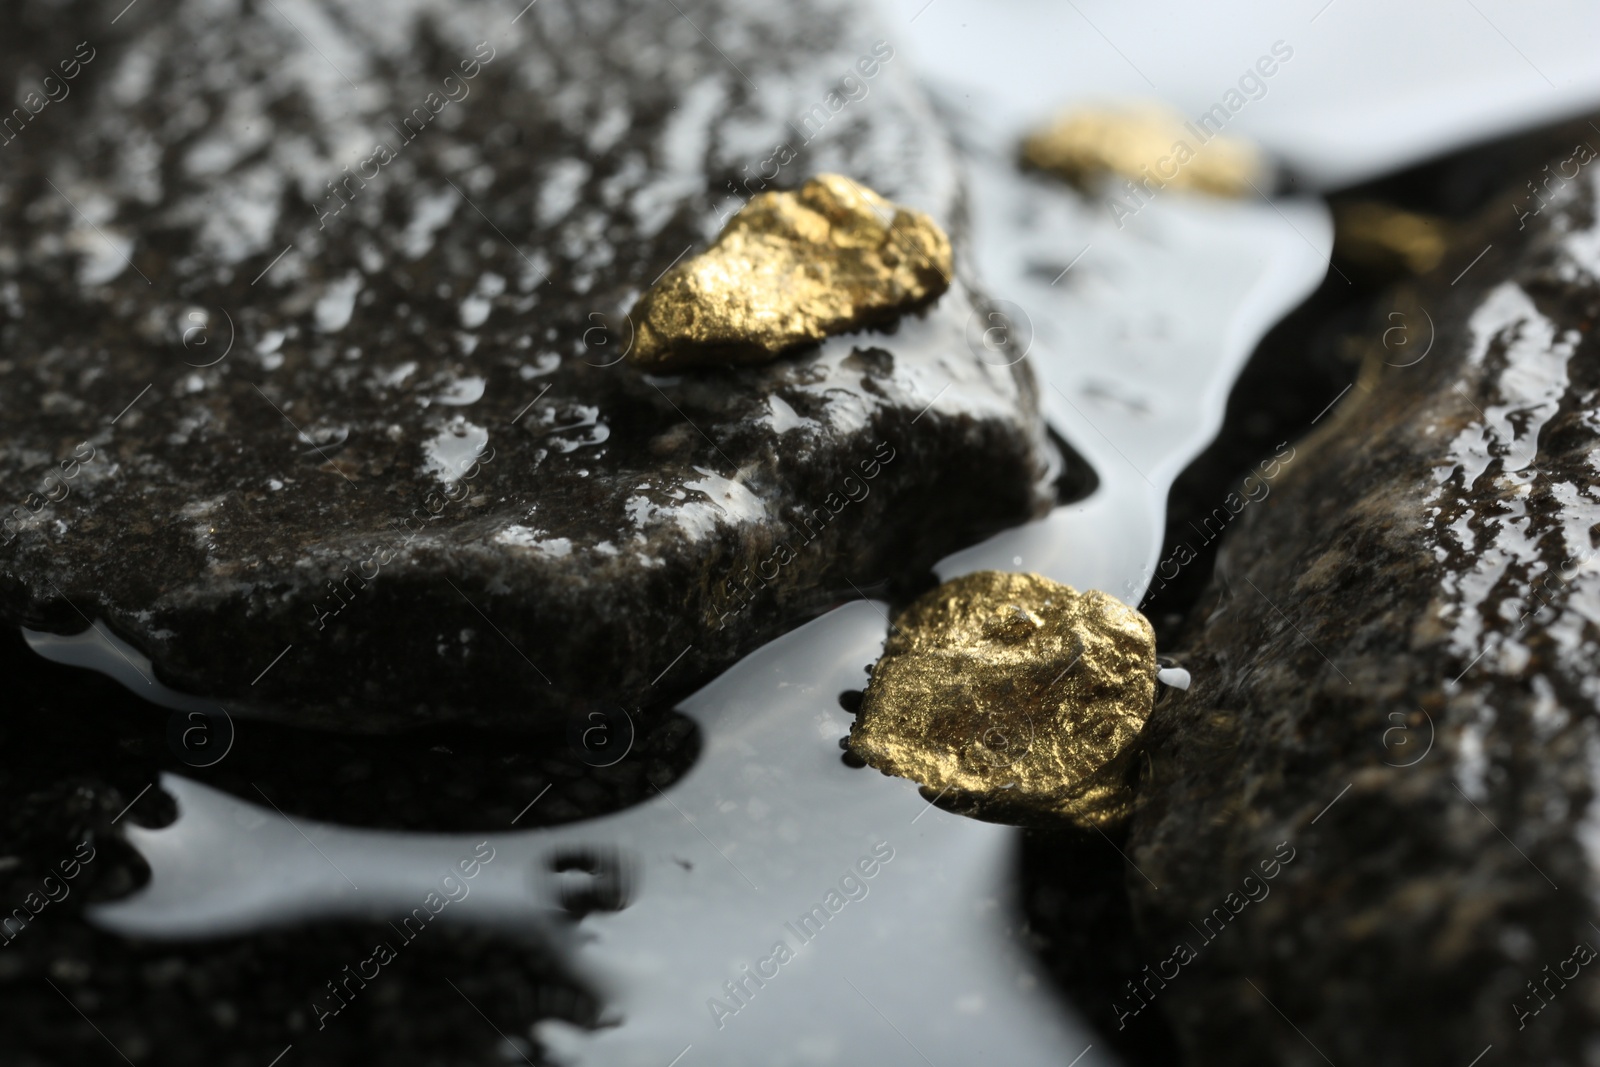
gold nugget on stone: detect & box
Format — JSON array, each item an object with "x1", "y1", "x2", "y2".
[
  {"x1": 626, "y1": 174, "x2": 952, "y2": 370},
  {"x1": 847, "y1": 571, "x2": 1157, "y2": 829},
  {"x1": 1332, "y1": 200, "x2": 1450, "y2": 279},
  {"x1": 1020, "y1": 102, "x2": 1268, "y2": 200}
]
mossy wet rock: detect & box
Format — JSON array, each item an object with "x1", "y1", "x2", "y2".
[
  {"x1": 1125, "y1": 135, "x2": 1600, "y2": 1064},
  {"x1": 0, "y1": 0, "x2": 1057, "y2": 728}
]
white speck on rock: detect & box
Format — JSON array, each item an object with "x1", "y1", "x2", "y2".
[
  {"x1": 314, "y1": 272, "x2": 362, "y2": 333},
  {"x1": 670, "y1": 467, "x2": 768, "y2": 540},
  {"x1": 1157, "y1": 667, "x2": 1191, "y2": 690},
  {"x1": 496, "y1": 526, "x2": 574, "y2": 557},
  {"x1": 538, "y1": 159, "x2": 591, "y2": 227},
  {"x1": 517, "y1": 353, "x2": 561, "y2": 378},
  {"x1": 422, "y1": 419, "x2": 488, "y2": 484},
  {"x1": 71, "y1": 227, "x2": 134, "y2": 287},
  {"x1": 1456, "y1": 705, "x2": 1496, "y2": 802},
  {"x1": 765, "y1": 394, "x2": 806, "y2": 433},
  {"x1": 378, "y1": 361, "x2": 417, "y2": 387},
  {"x1": 432, "y1": 376, "x2": 485, "y2": 406},
  {"x1": 400, "y1": 189, "x2": 459, "y2": 260},
  {"x1": 459, "y1": 295, "x2": 491, "y2": 329},
  {"x1": 587, "y1": 102, "x2": 631, "y2": 155}
]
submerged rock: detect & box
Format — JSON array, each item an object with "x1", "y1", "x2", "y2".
[
  {"x1": 0, "y1": 0, "x2": 1056, "y2": 728},
  {"x1": 848, "y1": 571, "x2": 1155, "y2": 828},
  {"x1": 628, "y1": 174, "x2": 953, "y2": 369},
  {"x1": 1124, "y1": 134, "x2": 1600, "y2": 1063}
]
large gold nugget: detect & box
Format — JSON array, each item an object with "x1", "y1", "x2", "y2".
[
  {"x1": 1020, "y1": 103, "x2": 1267, "y2": 199},
  {"x1": 627, "y1": 174, "x2": 952, "y2": 370},
  {"x1": 848, "y1": 571, "x2": 1157, "y2": 829}
]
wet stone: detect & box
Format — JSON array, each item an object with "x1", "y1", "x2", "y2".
[
  {"x1": 1124, "y1": 131, "x2": 1600, "y2": 1064},
  {"x1": 0, "y1": 0, "x2": 1058, "y2": 729},
  {"x1": 0, "y1": 614, "x2": 640, "y2": 1065}
]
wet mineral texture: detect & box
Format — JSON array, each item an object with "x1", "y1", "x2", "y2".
[
  {"x1": 848, "y1": 571, "x2": 1156, "y2": 828},
  {"x1": 0, "y1": 0, "x2": 1056, "y2": 729},
  {"x1": 628, "y1": 174, "x2": 953, "y2": 369},
  {"x1": 1124, "y1": 138, "x2": 1600, "y2": 1061}
]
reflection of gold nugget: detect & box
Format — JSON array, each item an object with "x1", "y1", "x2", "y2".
[
  {"x1": 1020, "y1": 103, "x2": 1267, "y2": 200},
  {"x1": 627, "y1": 174, "x2": 952, "y2": 370},
  {"x1": 847, "y1": 571, "x2": 1157, "y2": 829},
  {"x1": 1333, "y1": 200, "x2": 1449, "y2": 278}
]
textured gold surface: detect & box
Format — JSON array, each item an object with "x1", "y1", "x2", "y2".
[
  {"x1": 1020, "y1": 103, "x2": 1266, "y2": 199},
  {"x1": 626, "y1": 174, "x2": 952, "y2": 370},
  {"x1": 847, "y1": 571, "x2": 1157, "y2": 829},
  {"x1": 1333, "y1": 200, "x2": 1449, "y2": 277}
]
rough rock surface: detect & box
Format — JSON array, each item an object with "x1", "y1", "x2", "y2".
[
  {"x1": 0, "y1": 0, "x2": 1055, "y2": 728},
  {"x1": 1125, "y1": 136, "x2": 1600, "y2": 1062}
]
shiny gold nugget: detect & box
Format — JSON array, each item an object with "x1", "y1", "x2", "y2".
[
  {"x1": 627, "y1": 174, "x2": 952, "y2": 370},
  {"x1": 1020, "y1": 103, "x2": 1267, "y2": 199},
  {"x1": 847, "y1": 571, "x2": 1157, "y2": 829}
]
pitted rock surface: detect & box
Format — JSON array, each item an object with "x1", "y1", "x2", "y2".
[{"x1": 1126, "y1": 131, "x2": 1600, "y2": 1064}]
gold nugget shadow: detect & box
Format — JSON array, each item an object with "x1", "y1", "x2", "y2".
[{"x1": 626, "y1": 174, "x2": 953, "y2": 371}]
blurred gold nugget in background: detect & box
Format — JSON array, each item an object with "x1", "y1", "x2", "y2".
[
  {"x1": 1332, "y1": 200, "x2": 1450, "y2": 278},
  {"x1": 628, "y1": 174, "x2": 952, "y2": 370},
  {"x1": 1021, "y1": 102, "x2": 1269, "y2": 200}
]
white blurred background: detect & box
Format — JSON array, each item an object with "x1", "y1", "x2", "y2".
[{"x1": 883, "y1": 0, "x2": 1600, "y2": 187}]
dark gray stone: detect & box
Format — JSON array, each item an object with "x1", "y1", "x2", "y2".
[
  {"x1": 0, "y1": 0, "x2": 1055, "y2": 728},
  {"x1": 1124, "y1": 129, "x2": 1600, "y2": 1064}
]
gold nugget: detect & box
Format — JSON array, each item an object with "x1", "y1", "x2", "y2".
[
  {"x1": 627, "y1": 174, "x2": 952, "y2": 370},
  {"x1": 847, "y1": 571, "x2": 1157, "y2": 829},
  {"x1": 1333, "y1": 200, "x2": 1449, "y2": 278},
  {"x1": 1020, "y1": 103, "x2": 1267, "y2": 199}
]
